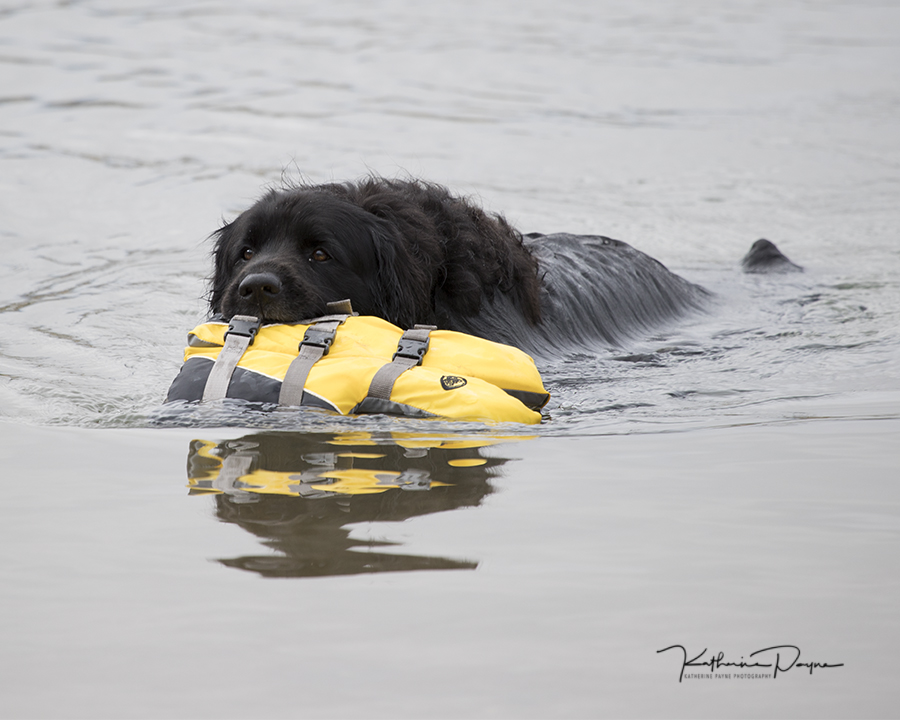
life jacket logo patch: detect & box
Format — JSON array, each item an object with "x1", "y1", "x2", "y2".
[{"x1": 440, "y1": 375, "x2": 467, "y2": 391}]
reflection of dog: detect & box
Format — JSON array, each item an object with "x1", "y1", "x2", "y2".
[
  {"x1": 190, "y1": 432, "x2": 507, "y2": 578},
  {"x1": 209, "y1": 177, "x2": 711, "y2": 353}
]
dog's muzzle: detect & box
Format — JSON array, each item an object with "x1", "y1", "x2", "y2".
[{"x1": 238, "y1": 272, "x2": 283, "y2": 307}]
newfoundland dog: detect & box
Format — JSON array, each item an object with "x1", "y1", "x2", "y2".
[{"x1": 209, "y1": 177, "x2": 712, "y2": 355}]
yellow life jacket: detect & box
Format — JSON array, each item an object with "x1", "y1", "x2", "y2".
[{"x1": 166, "y1": 313, "x2": 549, "y2": 424}]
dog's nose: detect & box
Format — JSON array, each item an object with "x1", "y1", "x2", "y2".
[{"x1": 238, "y1": 272, "x2": 283, "y2": 305}]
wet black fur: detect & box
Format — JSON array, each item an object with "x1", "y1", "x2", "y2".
[
  {"x1": 209, "y1": 177, "x2": 711, "y2": 354},
  {"x1": 741, "y1": 238, "x2": 804, "y2": 274}
]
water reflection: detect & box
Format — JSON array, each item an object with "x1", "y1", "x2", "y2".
[{"x1": 186, "y1": 431, "x2": 523, "y2": 578}]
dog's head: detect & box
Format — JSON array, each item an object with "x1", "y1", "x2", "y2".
[{"x1": 209, "y1": 188, "x2": 434, "y2": 327}]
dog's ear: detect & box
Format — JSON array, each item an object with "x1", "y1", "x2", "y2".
[
  {"x1": 206, "y1": 223, "x2": 234, "y2": 315},
  {"x1": 365, "y1": 219, "x2": 434, "y2": 329}
]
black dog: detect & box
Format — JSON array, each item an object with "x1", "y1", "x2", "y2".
[{"x1": 210, "y1": 177, "x2": 711, "y2": 354}]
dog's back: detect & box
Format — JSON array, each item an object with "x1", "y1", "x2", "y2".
[{"x1": 445, "y1": 232, "x2": 710, "y2": 354}]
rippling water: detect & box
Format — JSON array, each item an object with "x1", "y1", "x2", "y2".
[
  {"x1": 3, "y1": 0, "x2": 898, "y2": 434},
  {"x1": 1, "y1": 2, "x2": 898, "y2": 717}
]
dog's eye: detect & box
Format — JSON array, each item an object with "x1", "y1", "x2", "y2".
[
  {"x1": 241, "y1": 247, "x2": 254, "y2": 261},
  {"x1": 310, "y1": 249, "x2": 330, "y2": 262}
]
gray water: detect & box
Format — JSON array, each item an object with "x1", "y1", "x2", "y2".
[{"x1": 1, "y1": 1, "x2": 899, "y2": 717}]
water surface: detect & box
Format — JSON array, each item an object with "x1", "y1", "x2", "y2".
[{"x1": 1, "y1": 1, "x2": 898, "y2": 717}]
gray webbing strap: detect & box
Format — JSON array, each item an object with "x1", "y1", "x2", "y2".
[
  {"x1": 201, "y1": 315, "x2": 261, "y2": 403},
  {"x1": 324, "y1": 298, "x2": 353, "y2": 315},
  {"x1": 278, "y1": 317, "x2": 347, "y2": 406},
  {"x1": 366, "y1": 325, "x2": 436, "y2": 401}
]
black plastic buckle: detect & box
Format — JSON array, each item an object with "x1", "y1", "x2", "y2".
[
  {"x1": 225, "y1": 315, "x2": 261, "y2": 345},
  {"x1": 393, "y1": 335, "x2": 430, "y2": 365},
  {"x1": 300, "y1": 325, "x2": 336, "y2": 355}
]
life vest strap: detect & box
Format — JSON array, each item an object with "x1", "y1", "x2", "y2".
[
  {"x1": 325, "y1": 298, "x2": 354, "y2": 315},
  {"x1": 366, "y1": 325, "x2": 436, "y2": 401},
  {"x1": 201, "y1": 315, "x2": 261, "y2": 402},
  {"x1": 278, "y1": 316, "x2": 348, "y2": 406}
]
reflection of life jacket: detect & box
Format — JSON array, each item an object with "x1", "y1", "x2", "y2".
[
  {"x1": 186, "y1": 433, "x2": 529, "y2": 498},
  {"x1": 166, "y1": 309, "x2": 549, "y2": 425}
]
